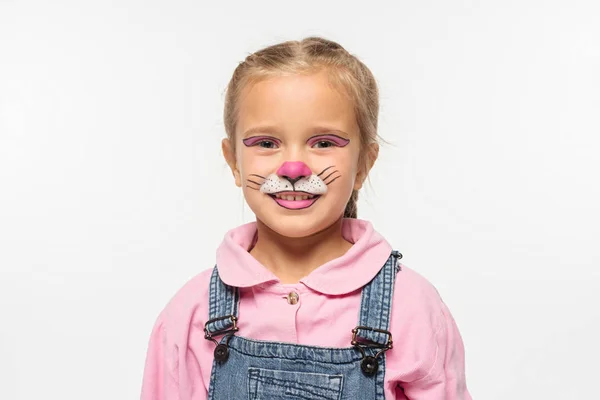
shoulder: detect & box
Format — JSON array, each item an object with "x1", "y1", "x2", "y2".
[
  {"x1": 387, "y1": 262, "x2": 470, "y2": 388},
  {"x1": 390, "y1": 262, "x2": 446, "y2": 333},
  {"x1": 158, "y1": 267, "x2": 215, "y2": 337},
  {"x1": 141, "y1": 267, "x2": 215, "y2": 393}
]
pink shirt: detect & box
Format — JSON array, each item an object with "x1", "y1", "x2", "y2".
[{"x1": 141, "y1": 219, "x2": 471, "y2": 399}]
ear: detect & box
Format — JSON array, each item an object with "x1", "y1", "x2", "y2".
[
  {"x1": 354, "y1": 142, "x2": 379, "y2": 191},
  {"x1": 222, "y1": 138, "x2": 242, "y2": 187}
]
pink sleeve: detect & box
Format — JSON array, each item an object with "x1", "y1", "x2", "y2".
[
  {"x1": 401, "y1": 302, "x2": 472, "y2": 400},
  {"x1": 140, "y1": 313, "x2": 180, "y2": 400}
]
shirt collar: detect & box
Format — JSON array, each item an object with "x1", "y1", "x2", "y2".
[{"x1": 215, "y1": 218, "x2": 393, "y2": 295}]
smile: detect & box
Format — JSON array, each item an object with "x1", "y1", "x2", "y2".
[{"x1": 269, "y1": 191, "x2": 321, "y2": 210}]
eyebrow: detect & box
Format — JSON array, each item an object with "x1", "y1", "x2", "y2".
[
  {"x1": 241, "y1": 126, "x2": 279, "y2": 138},
  {"x1": 241, "y1": 126, "x2": 351, "y2": 138}
]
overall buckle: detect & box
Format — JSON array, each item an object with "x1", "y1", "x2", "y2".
[
  {"x1": 351, "y1": 326, "x2": 393, "y2": 377},
  {"x1": 204, "y1": 315, "x2": 239, "y2": 363}
]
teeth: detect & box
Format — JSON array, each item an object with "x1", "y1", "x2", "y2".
[{"x1": 274, "y1": 194, "x2": 316, "y2": 200}]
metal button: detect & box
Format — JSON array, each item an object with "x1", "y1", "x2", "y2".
[
  {"x1": 361, "y1": 356, "x2": 379, "y2": 376},
  {"x1": 286, "y1": 291, "x2": 299, "y2": 305},
  {"x1": 214, "y1": 344, "x2": 229, "y2": 362}
]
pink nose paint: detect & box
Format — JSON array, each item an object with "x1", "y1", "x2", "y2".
[{"x1": 276, "y1": 161, "x2": 312, "y2": 179}]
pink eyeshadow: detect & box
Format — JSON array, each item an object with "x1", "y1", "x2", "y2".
[
  {"x1": 307, "y1": 134, "x2": 350, "y2": 147},
  {"x1": 242, "y1": 136, "x2": 280, "y2": 146}
]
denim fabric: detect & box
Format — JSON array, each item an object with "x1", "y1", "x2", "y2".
[{"x1": 205, "y1": 250, "x2": 402, "y2": 400}]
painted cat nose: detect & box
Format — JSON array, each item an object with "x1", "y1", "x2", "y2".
[{"x1": 276, "y1": 161, "x2": 312, "y2": 180}]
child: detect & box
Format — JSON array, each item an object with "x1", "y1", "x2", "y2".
[{"x1": 141, "y1": 36, "x2": 471, "y2": 399}]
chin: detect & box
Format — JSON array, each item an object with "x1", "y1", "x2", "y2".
[{"x1": 255, "y1": 211, "x2": 342, "y2": 239}]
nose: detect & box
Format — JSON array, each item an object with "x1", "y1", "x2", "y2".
[{"x1": 277, "y1": 161, "x2": 312, "y2": 181}]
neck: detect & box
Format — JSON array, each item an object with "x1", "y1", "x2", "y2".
[{"x1": 249, "y1": 218, "x2": 354, "y2": 284}]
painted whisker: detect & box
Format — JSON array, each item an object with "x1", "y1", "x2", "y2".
[
  {"x1": 325, "y1": 175, "x2": 341, "y2": 185},
  {"x1": 317, "y1": 166, "x2": 335, "y2": 177},
  {"x1": 322, "y1": 170, "x2": 339, "y2": 182},
  {"x1": 247, "y1": 174, "x2": 266, "y2": 191}
]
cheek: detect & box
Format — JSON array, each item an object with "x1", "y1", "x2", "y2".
[
  {"x1": 238, "y1": 151, "x2": 278, "y2": 177},
  {"x1": 332, "y1": 148, "x2": 360, "y2": 178}
]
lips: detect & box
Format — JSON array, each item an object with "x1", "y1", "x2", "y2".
[{"x1": 269, "y1": 191, "x2": 321, "y2": 210}]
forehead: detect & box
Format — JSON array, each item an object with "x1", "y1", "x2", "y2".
[{"x1": 236, "y1": 70, "x2": 359, "y2": 138}]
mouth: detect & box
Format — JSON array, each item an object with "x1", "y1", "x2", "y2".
[
  {"x1": 269, "y1": 191, "x2": 321, "y2": 210},
  {"x1": 272, "y1": 191, "x2": 318, "y2": 201}
]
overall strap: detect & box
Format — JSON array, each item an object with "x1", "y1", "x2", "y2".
[
  {"x1": 354, "y1": 250, "x2": 403, "y2": 346},
  {"x1": 204, "y1": 266, "x2": 240, "y2": 336},
  {"x1": 351, "y1": 250, "x2": 402, "y2": 385}
]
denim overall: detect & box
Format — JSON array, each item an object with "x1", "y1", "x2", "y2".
[{"x1": 204, "y1": 250, "x2": 402, "y2": 400}]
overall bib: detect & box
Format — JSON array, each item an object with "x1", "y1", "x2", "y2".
[{"x1": 204, "y1": 250, "x2": 402, "y2": 400}]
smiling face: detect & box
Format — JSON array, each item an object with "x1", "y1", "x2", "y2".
[{"x1": 222, "y1": 70, "x2": 372, "y2": 238}]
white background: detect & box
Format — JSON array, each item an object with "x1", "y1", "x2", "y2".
[{"x1": 1, "y1": 1, "x2": 599, "y2": 398}]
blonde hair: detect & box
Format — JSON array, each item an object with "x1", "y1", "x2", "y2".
[{"x1": 223, "y1": 36, "x2": 380, "y2": 218}]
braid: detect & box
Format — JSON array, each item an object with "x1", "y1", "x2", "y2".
[{"x1": 343, "y1": 190, "x2": 359, "y2": 219}]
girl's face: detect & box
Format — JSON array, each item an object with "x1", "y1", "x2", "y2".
[{"x1": 223, "y1": 70, "x2": 373, "y2": 238}]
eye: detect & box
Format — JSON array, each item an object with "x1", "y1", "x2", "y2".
[
  {"x1": 312, "y1": 140, "x2": 335, "y2": 149},
  {"x1": 258, "y1": 140, "x2": 279, "y2": 149},
  {"x1": 307, "y1": 134, "x2": 350, "y2": 149},
  {"x1": 242, "y1": 136, "x2": 280, "y2": 149}
]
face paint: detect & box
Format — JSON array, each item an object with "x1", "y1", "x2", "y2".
[
  {"x1": 306, "y1": 134, "x2": 350, "y2": 148},
  {"x1": 242, "y1": 136, "x2": 281, "y2": 148},
  {"x1": 245, "y1": 164, "x2": 342, "y2": 210},
  {"x1": 276, "y1": 161, "x2": 312, "y2": 182}
]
